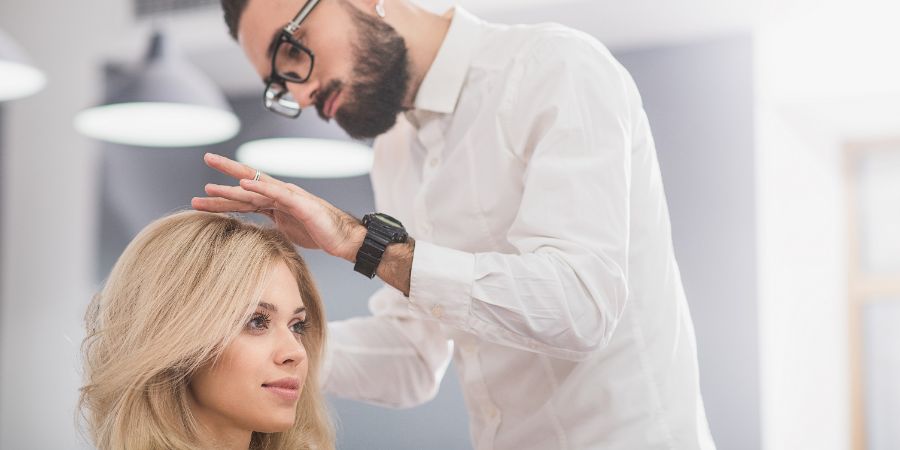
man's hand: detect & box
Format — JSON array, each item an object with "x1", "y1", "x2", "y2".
[{"x1": 192, "y1": 153, "x2": 367, "y2": 262}]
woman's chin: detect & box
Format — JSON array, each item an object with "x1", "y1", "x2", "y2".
[{"x1": 254, "y1": 412, "x2": 297, "y2": 433}]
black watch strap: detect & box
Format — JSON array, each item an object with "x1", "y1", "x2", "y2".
[
  {"x1": 354, "y1": 235, "x2": 388, "y2": 279},
  {"x1": 354, "y1": 213, "x2": 407, "y2": 279}
]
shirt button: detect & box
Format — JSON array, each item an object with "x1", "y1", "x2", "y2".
[
  {"x1": 461, "y1": 343, "x2": 477, "y2": 354},
  {"x1": 486, "y1": 406, "x2": 499, "y2": 419},
  {"x1": 431, "y1": 305, "x2": 444, "y2": 319},
  {"x1": 428, "y1": 157, "x2": 440, "y2": 168}
]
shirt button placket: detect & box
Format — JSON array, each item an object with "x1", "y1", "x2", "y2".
[
  {"x1": 414, "y1": 117, "x2": 445, "y2": 241},
  {"x1": 418, "y1": 118, "x2": 444, "y2": 177}
]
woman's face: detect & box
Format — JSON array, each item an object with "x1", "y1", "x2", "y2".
[{"x1": 189, "y1": 260, "x2": 311, "y2": 437}]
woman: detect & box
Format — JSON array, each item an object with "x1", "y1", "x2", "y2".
[{"x1": 79, "y1": 211, "x2": 334, "y2": 450}]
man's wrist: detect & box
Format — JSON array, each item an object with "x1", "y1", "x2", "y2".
[
  {"x1": 347, "y1": 215, "x2": 414, "y2": 296},
  {"x1": 347, "y1": 223, "x2": 368, "y2": 263},
  {"x1": 377, "y1": 237, "x2": 415, "y2": 297}
]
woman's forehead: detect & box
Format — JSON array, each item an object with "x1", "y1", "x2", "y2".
[{"x1": 259, "y1": 261, "x2": 306, "y2": 310}]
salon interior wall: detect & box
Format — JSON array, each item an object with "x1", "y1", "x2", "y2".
[
  {"x1": 0, "y1": 0, "x2": 131, "y2": 449},
  {"x1": 756, "y1": 1, "x2": 900, "y2": 449}
]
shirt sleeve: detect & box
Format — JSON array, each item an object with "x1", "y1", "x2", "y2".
[
  {"x1": 407, "y1": 34, "x2": 638, "y2": 361},
  {"x1": 322, "y1": 284, "x2": 453, "y2": 408}
]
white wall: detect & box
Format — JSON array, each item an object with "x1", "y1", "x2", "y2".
[
  {"x1": 756, "y1": 1, "x2": 900, "y2": 449},
  {"x1": 0, "y1": 1, "x2": 130, "y2": 449},
  {"x1": 755, "y1": 101, "x2": 849, "y2": 450}
]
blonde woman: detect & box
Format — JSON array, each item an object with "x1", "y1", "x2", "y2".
[{"x1": 79, "y1": 211, "x2": 334, "y2": 450}]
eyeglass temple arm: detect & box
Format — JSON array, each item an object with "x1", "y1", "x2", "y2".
[{"x1": 286, "y1": 0, "x2": 321, "y2": 33}]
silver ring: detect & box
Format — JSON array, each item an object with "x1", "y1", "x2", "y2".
[{"x1": 253, "y1": 170, "x2": 261, "y2": 182}]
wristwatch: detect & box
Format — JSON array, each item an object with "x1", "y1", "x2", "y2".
[{"x1": 354, "y1": 213, "x2": 408, "y2": 279}]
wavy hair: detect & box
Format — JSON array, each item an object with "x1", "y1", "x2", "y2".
[{"x1": 79, "y1": 211, "x2": 334, "y2": 449}]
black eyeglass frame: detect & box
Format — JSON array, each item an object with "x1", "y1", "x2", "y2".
[{"x1": 263, "y1": 0, "x2": 322, "y2": 118}]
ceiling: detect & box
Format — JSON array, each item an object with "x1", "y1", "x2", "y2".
[{"x1": 124, "y1": 0, "x2": 768, "y2": 95}]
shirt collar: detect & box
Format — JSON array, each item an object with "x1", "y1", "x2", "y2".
[{"x1": 411, "y1": 6, "x2": 484, "y2": 115}]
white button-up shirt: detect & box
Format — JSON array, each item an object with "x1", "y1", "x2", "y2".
[{"x1": 324, "y1": 7, "x2": 716, "y2": 450}]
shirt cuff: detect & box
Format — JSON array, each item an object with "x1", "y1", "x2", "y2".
[{"x1": 408, "y1": 240, "x2": 475, "y2": 327}]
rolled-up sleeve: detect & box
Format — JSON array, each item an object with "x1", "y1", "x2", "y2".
[{"x1": 323, "y1": 284, "x2": 453, "y2": 408}]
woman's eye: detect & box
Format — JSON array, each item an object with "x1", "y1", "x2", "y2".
[
  {"x1": 291, "y1": 319, "x2": 310, "y2": 335},
  {"x1": 247, "y1": 314, "x2": 271, "y2": 331}
]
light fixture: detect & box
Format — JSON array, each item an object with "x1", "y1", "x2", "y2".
[
  {"x1": 74, "y1": 32, "x2": 240, "y2": 147},
  {"x1": 236, "y1": 138, "x2": 374, "y2": 179},
  {"x1": 0, "y1": 28, "x2": 47, "y2": 101}
]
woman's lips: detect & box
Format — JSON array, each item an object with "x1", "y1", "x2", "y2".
[
  {"x1": 262, "y1": 378, "x2": 300, "y2": 402},
  {"x1": 263, "y1": 385, "x2": 300, "y2": 402}
]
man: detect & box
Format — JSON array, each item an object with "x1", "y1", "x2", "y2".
[{"x1": 193, "y1": 0, "x2": 716, "y2": 448}]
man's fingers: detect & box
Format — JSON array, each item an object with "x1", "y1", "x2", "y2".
[
  {"x1": 239, "y1": 179, "x2": 310, "y2": 216},
  {"x1": 204, "y1": 153, "x2": 283, "y2": 185},
  {"x1": 191, "y1": 196, "x2": 261, "y2": 213},
  {"x1": 204, "y1": 183, "x2": 273, "y2": 209}
]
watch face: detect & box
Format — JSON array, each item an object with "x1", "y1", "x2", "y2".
[
  {"x1": 374, "y1": 213, "x2": 403, "y2": 228},
  {"x1": 364, "y1": 213, "x2": 408, "y2": 244}
]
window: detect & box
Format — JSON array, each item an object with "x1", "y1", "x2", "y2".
[{"x1": 846, "y1": 139, "x2": 900, "y2": 450}]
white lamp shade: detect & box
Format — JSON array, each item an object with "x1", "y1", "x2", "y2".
[
  {"x1": 236, "y1": 138, "x2": 374, "y2": 179},
  {"x1": 0, "y1": 28, "x2": 46, "y2": 101},
  {"x1": 74, "y1": 32, "x2": 240, "y2": 147},
  {"x1": 74, "y1": 102, "x2": 240, "y2": 147}
]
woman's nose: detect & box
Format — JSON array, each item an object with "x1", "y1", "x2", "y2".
[{"x1": 275, "y1": 330, "x2": 306, "y2": 366}]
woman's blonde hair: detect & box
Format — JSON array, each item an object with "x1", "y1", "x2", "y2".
[{"x1": 79, "y1": 210, "x2": 334, "y2": 449}]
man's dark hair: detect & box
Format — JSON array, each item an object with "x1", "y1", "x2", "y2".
[{"x1": 221, "y1": 0, "x2": 249, "y2": 40}]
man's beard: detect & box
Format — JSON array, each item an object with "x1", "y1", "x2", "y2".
[{"x1": 315, "y1": 4, "x2": 411, "y2": 140}]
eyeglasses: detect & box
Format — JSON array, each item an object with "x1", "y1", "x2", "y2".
[{"x1": 264, "y1": 0, "x2": 321, "y2": 118}]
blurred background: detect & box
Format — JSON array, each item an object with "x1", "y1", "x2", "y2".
[{"x1": 1, "y1": 0, "x2": 899, "y2": 448}]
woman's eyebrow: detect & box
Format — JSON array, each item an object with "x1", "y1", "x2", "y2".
[{"x1": 258, "y1": 302, "x2": 306, "y2": 315}]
